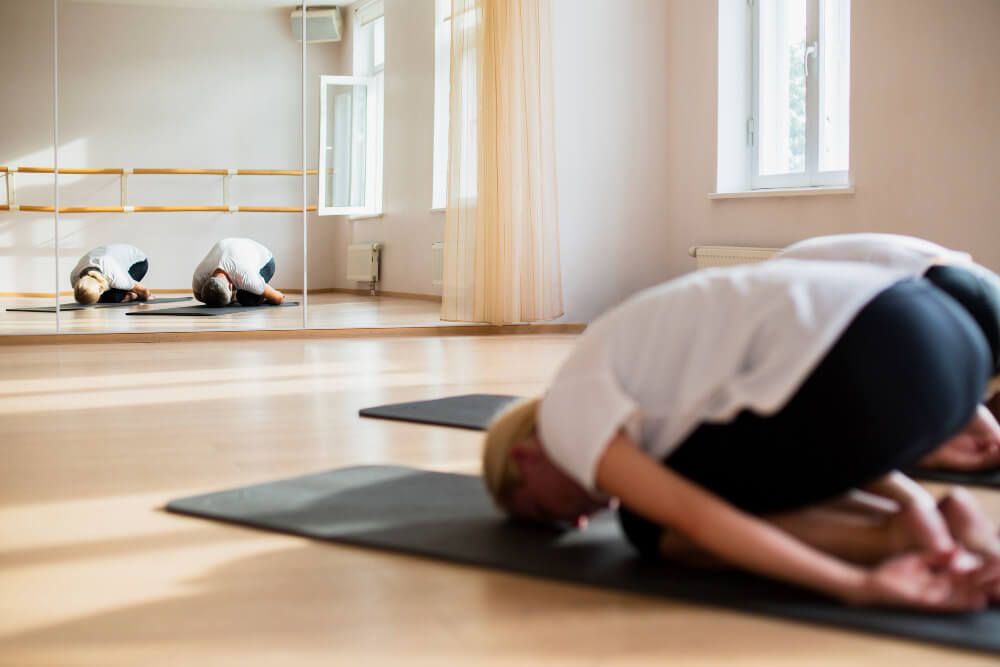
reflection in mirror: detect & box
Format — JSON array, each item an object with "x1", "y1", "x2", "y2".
[
  {"x1": 0, "y1": 0, "x2": 57, "y2": 336},
  {"x1": 320, "y1": 77, "x2": 374, "y2": 215},
  {"x1": 49, "y1": 0, "x2": 306, "y2": 334},
  {"x1": 307, "y1": 0, "x2": 467, "y2": 330}
]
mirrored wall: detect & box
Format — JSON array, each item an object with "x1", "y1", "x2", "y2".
[{"x1": 0, "y1": 0, "x2": 453, "y2": 336}]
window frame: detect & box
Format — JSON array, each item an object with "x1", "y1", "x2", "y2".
[
  {"x1": 749, "y1": 0, "x2": 849, "y2": 191},
  {"x1": 315, "y1": 0, "x2": 384, "y2": 218},
  {"x1": 317, "y1": 74, "x2": 378, "y2": 217}
]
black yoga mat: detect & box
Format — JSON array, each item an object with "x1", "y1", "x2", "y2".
[
  {"x1": 166, "y1": 465, "x2": 1000, "y2": 654},
  {"x1": 127, "y1": 301, "x2": 299, "y2": 316},
  {"x1": 908, "y1": 467, "x2": 1000, "y2": 490},
  {"x1": 359, "y1": 394, "x2": 522, "y2": 430},
  {"x1": 361, "y1": 395, "x2": 1000, "y2": 489},
  {"x1": 5, "y1": 297, "x2": 193, "y2": 313}
]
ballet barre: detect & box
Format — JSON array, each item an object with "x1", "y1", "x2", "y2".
[{"x1": 0, "y1": 166, "x2": 321, "y2": 213}]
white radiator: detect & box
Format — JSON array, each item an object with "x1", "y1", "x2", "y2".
[
  {"x1": 688, "y1": 245, "x2": 780, "y2": 270},
  {"x1": 431, "y1": 242, "x2": 444, "y2": 286},
  {"x1": 346, "y1": 243, "x2": 381, "y2": 283}
]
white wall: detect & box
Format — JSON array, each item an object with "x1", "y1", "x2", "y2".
[
  {"x1": 551, "y1": 0, "x2": 674, "y2": 322},
  {"x1": 0, "y1": 0, "x2": 340, "y2": 293},
  {"x1": 552, "y1": 0, "x2": 1000, "y2": 322},
  {"x1": 0, "y1": 0, "x2": 56, "y2": 294}
]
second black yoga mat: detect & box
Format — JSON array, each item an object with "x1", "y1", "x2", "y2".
[
  {"x1": 5, "y1": 297, "x2": 192, "y2": 313},
  {"x1": 360, "y1": 395, "x2": 1000, "y2": 489},
  {"x1": 127, "y1": 301, "x2": 300, "y2": 316},
  {"x1": 166, "y1": 465, "x2": 1000, "y2": 655},
  {"x1": 359, "y1": 394, "x2": 521, "y2": 430}
]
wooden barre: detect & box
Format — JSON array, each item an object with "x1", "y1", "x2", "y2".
[
  {"x1": 17, "y1": 167, "x2": 124, "y2": 175},
  {"x1": 134, "y1": 206, "x2": 230, "y2": 212},
  {"x1": 3, "y1": 167, "x2": 319, "y2": 176},
  {"x1": 237, "y1": 170, "x2": 319, "y2": 176},
  {"x1": 238, "y1": 206, "x2": 318, "y2": 213},
  {"x1": 132, "y1": 169, "x2": 230, "y2": 176},
  {"x1": 62, "y1": 206, "x2": 126, "y2": 213},
  {"x1": 5, "y1": 205, "x2": 319, "y2": 213}
]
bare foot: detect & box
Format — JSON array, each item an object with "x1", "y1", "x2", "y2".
[{"x1": 939, "y1": 488, "x2": 1000, "y2": 559}]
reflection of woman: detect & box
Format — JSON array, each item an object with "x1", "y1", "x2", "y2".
[
  {"x1": 71, "y1": 244, "x2": 151, "y2": 305},
  {"x1": 192, "y1": 238, "x2": 284, "y2": 307}
]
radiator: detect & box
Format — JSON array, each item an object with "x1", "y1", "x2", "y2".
[
  {"x1": 431, "y1": 242, "x2": 444, "y2": 286},
  {"x1": 346, "y1": 243, "x2": 381, "y2": 283},
  {"x1": 688, "y1": 245, "x2": 781, "y2": 270}
]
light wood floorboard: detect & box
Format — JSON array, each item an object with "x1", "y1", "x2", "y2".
[
  {"x1": 0, "y1": 292, "x2": 468, "y2": 336},
  {"x1": 0, "y1": 335, "x2": 997, "y2": 666}
]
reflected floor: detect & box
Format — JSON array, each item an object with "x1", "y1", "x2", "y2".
[{"x1": 0, "y1": 292, "x2": 471, "y2": 335}]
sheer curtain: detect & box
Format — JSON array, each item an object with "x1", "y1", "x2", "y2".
[{"x1": 441, "y1": 0, "x2": 563, "y2": 324}]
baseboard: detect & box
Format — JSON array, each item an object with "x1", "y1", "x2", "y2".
[
  {"x1": 0, "y1": 322, "x2": 586, "y2": 346},
  {"x1": 318, "y1": 288, "x2": 442, "y2": 302}
]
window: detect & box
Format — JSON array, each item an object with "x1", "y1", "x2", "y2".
[
  {"x1": 318, "y1": 0, "x2": 384, "y2": 216},
  {"x1": 432, "y1": 0, "x2": 478, "y2": 209},
  {"x1": 717, "y1": 0, "x2": 850, "y2": 193}
]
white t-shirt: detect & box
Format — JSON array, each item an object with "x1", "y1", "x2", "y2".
[
  {"x1": 778, "y1": 233, "x2": 971, "y2": 275},
  {"x1": 70, "y1": 244, "x2": 147, "y2": 291},
  {"x1": 192, "y1": 238, "x2": 274, "y2": 298},
  {"x1": 537, "y1": 259, "x2": 910, "y2": 493}
]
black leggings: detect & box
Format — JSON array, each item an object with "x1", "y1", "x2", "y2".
[
  {"x1": 925, "y1": 264, "x2": 1000, "y2": 375},
  {"x1": 99, "y1": 259, "x2": 149, "y2": 303},
  {"x1": 618, "y1": 278, "x2": 992, "y2": 559},
  {"x1": 235, "y1": 258, "x2": 276, "y2": 306}
]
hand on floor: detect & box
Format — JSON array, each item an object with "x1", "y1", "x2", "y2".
[
  {"x1": 919, "y1": 405, "x2": 1000, "y2": 472},
  {"x1": 861, "y1": 551, "x2": 998, "y2": 612}
]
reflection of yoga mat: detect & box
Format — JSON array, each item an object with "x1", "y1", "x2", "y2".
[
  {"x1": 908, "y1": 467, "x2": 1000, "y2": 490},
  {"x1": 167, "y1": 465, "x2": 1000, "y2": 654},
  {"x1": 359, "y1": 394, "x2": 521, "y2": 430},
  {"x1": 5, "y1": 297, "x2": 193, "y2": 313},
  {"x1": 127, "y1": 301, "x2": 299, "y2": 316}
]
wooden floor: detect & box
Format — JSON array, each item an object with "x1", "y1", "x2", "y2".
[
  {"x1": 0, "y1": 292, "x2": 469, "y2": 336},
  {"x1": 0, "y1": 334, "x2": 998, "y2": 666}
]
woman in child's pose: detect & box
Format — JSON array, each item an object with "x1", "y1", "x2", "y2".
[
  {"x1": 71, "y1": 243, "x2": 151, "y2": 305},
  {"x1": 483, "y1": 259, "x2": 1000, "y2": 611}
]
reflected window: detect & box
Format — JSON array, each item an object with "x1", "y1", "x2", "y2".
[{"x1": 318, "y1": 0, "x2": 384, "y2": 216}]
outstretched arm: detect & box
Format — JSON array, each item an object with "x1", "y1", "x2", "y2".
[{"x1": 594, "y1": 434, "x2": 993, "y2": 611}]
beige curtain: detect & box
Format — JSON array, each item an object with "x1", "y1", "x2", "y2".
[{"x1": 441, "y1": 0, "x2": 563, "y2": 324}]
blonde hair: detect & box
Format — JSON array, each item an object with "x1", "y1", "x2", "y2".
[
  {"x1": 481, "y1": 397, "x2": 541, "y2": 508},
  {"x1": 74, "y1": 270, "x2": 108, "y2": 305}
]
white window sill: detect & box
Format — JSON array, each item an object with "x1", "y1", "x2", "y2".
[
  {"x1": 430, "y1": 207, "x2": 446, "y2": 213},
  {"x1": 349, "y1": 212, "x2": 384, "y2": 221},
  {"x1": 708, "y1": 185, "x2": 855, "y2": 200}
]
